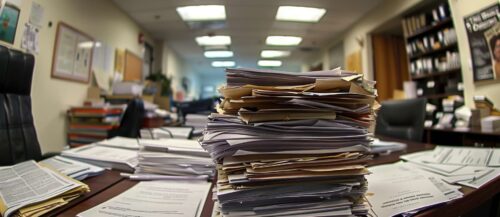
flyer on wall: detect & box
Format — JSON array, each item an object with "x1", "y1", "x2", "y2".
[{"x1": 464, "y1": 3, "x2": 500, "y2": 82}]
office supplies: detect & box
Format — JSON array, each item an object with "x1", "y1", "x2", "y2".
[
  {"x1": 61, "y1": 145, "x2": 138, "y2": 172},
  {"x1": 0, "y1": 161, "x2": 89, "y2": 217},
  {"x1": 77, "y1": 180, "x2": 211, "y2": 217},
  {"x1": 39, "y1": 156, "x2": 105, "y2": 180}
]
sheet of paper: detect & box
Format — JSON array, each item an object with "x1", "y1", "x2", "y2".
[
  {"x1": 401, "y1": 146, "x2": 500, "y2": 167},
  {"x1": 366, "y1": 163, "x2": 451, "y2": 217},
  {"x1": 77, "y1": 181, "x2": 212, "y2": 217}
]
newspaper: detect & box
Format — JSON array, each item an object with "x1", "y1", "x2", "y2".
[{"x1": 0, "y1": 161, "x2": 89, "y2": 217}]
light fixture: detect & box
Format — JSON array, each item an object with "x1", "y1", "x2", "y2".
[
  {"x1": 258, "y1": 60, "x2": 282, "y2": 67},
  {"x1": 195, "y1": 36, "x2": 231, "y2": 46},
  {"x1": 261, "y1": 50, "x2": 291, "y2": 58},
  {"x1": 204, "y1": 50, "x2": 234, "y2": 58},
  {"x1": 176, "y1": 5, "x2": 226, "y2": 21},
  {"x1": 266, "y1": 36, "x2": 302, "y2": 46},
  {"x1": 212, "y1": 61, "x2": 235, "y2": 67},
  {"x1": 276, "y1": 6, "x2": 326, "y2": 22}
]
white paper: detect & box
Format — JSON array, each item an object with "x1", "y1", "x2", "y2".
[
  {"x1": 401, "y1": 146, "x2": 500, "y2": 167},
  {"x1": 39, "y1": 156, "x2": 104, "y2": 180},
  {"x1": 61, "y1": 145, "x2": 138, "y2": 171},
  {"x1": 366, "y1": 163, "x2": 451, "y2": 217},
  {"x1": 77, "y1": 181, "x2": 212, "y2": 217},
  {"x1": 28, "y1": 1, "x2": 44, "y2": 27}
]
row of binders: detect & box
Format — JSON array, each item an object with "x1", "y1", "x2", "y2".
[{"x1": 203, "y1": 67, "x2": 379, "y2": 216}]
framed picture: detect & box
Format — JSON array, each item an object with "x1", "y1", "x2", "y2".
[
  {"x1": 51, "y1": 22, "x2": 94, "y2": 83},
  {"x1": 0, "y1": 3, "x2": 20, "y2": 44}
]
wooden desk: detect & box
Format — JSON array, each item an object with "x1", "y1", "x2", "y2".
[
  {"x1": 44, "y1": 170, "x2": 124, "y2": 216},
  {"x1": 46, "y1": 139, "x2": 499, "y2": 217},
  {"x1": 424, "y1": 127, "x2": 500, "y2": 147}
]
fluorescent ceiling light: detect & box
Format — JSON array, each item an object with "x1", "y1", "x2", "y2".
[
  {"x1": 276, "y1": 6, "x2": 326, "y2": 22},
  {"x1": 261, "y1": 50, "x2": 291, "y2": 58},
  {"x1": 176, "y1": 5, "x2": 226, "y2": 21},
  {"x1": 258, "y1": 60, "x2": 282, "y2": 67},
  {"x1": 204, "y1": 50, "x2": 234, "y2": 58},
  {"x1": 195, "y1": 36, "x2": 231, "y2": 46},
  {"x1": 212, "y1": 61, "x2": 235, "y2": 67},
  {"x1": 266, "y1": 36, "x2": 302, "y2": 46}
]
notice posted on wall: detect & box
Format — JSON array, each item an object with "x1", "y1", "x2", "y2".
[{"x1": 464, "y1": 3, "x2": 499, "y2": 82}]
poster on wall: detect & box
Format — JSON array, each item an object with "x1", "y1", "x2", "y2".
[
  {"x1": 464, "y1": 3, "x2": 500, "y2": 82},
  {"x1": 0, "y1": 2, "x2": 20, "y2": 44},
  {"x1": 51, "y1": 22, "x2": 94, "y2": 83}
]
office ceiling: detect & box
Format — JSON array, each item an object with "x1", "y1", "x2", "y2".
[{"x1": 112, "y1": 0, "x2": 383, "y2": 76}]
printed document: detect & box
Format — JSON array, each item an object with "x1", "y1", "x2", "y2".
[{"x1": 77, "y1": 180, "x2": 212, "y2": 217}]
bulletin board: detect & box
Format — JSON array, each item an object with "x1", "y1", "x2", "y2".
[{"x1": 123, "y1": 50, "x2": 142, "y2": 81}]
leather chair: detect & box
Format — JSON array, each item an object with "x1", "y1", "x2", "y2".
[
  {"x1": 375, "y1": 98, "x2": 427, "y2": 142},
  {"x1": 109, "y1": 98, "x2": 145, "y2": 138},
  {"x1": 0, "y1": 45, "x2": 42, "y2": 166}
]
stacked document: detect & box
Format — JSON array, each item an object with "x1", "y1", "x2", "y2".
[
  {"x1": 202, "y1": 67, "x2": 379, "y2": 216},
  {"x1": 401, "y1": 146, "x2": 500, "y2": 189},
  {"x1": 140, "y1": 126, "x2": 194, "y2": 139},
  {"x1": 40, "y1": 156, "x2": 105, "y2": 180},
  {"x1": 0, "y1": 161, "x2": 90, "y2": 217},
  {"x1": 135, "y1": 138, "x2": 215, "y2": 179},
  {"x1": 61, "y1": 144, "x2": 138, "y2": 172}
]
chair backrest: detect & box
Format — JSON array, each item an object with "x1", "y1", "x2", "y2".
[
  {"x1": 0, "y1": 45, "x2": 41, "y2": 166},
  {"x1": 375, "y1": 98, "x2": 427, "y2": 142},
  {"x1": 111, "y1": 99, "x2": 145, "y2": 138}
]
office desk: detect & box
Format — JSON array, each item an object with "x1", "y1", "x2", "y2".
[{"x1": 47, "y1": 138, "x2": 499, "y2": 217}]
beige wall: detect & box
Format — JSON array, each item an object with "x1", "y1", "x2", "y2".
[
  {"x1": 0, "y1": 0, "x2": 158, "y2": 153},
  {"x1": 161, "y1": 41, "x2": 200, "y2": 100},
  {"x1": 449, "y1": 0, "x2": 500, "y2": 107}
]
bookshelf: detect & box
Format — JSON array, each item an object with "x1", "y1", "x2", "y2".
[{"x1": 402, "y1": 1, "x2": 464, "y2": 129}]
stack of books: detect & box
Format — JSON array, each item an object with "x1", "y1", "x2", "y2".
[
  {"x1": 201, "y1": 67, "x2": 378, "y2": 216},
  {"x1": 67, "y1": 105, "x2": 124, "y2": 147}
]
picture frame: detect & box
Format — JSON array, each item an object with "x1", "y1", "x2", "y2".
[
  {"x1": 51, "y1": 22, "x2": 94, "y2": 83},
  {"x1": 0, "y1": 3, "x2": 20, "y2": 44}
]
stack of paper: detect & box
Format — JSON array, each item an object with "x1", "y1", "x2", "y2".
[
  {"x1": 40, "y1": 156, "x2": 105, "y2": 180},
  {"x1": 0, "y1": 161, "x2": 90, "y2": 217},
  {"x1": 61, "y1": 144, "x2": 138, "y2": 172},
  {"x1": 400, "y1": 146, "x2": 500, "y2": 189},
  {"x1": 135, "y1": 138, "x2": 215, "y2": 179},
  {"x1": 201, "y1": 67, "x2": 378, "y2": 216},
  {"x1": 366, "y1": 162, "x2": 463, "y2": 217},
  {"x1": 140, "y1": 126, "x2": 194, "y2": 139}
]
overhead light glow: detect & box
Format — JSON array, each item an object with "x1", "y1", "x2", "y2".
[
  {"x1": 212, "y1": 61, "x2": 235, "y2": 67},
  {"x1": 258, "y1": 60, "x2": 282, "y2": 67},
  {"x1": 176, "y1": 5, "x2": 226, "y2": 21},
  {"x1": 266, "y1": 36, "x2": 302, "y2": 46},
  {"x1": 204, "y1": 50, "x2": 234, "y2": 58},
  {"x1": 261, "y1": 50, "x2": 291, "y2": 58},
  {"x1": 195, "y1": 36, "x2": 231, "y2": 46},
  {"x1": 276, "y1": 6, "x2": 326, "y2": 22}
]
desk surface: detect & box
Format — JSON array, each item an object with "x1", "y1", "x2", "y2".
[{"x1": 47, "y1": 138, "x2": 499, "y2": 217}]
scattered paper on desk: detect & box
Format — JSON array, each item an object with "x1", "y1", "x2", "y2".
[
  {"x1": 401, "y1": 146, "x2": 500, "y2": 167},
  {"x1": 366, "y1": 162, "x2": 461, "y2": 217},
  {"x1": 61, "y1": 145, "x2": 138, "y2": 172},
  {"x1": 39, "y1": 156, "x2": 105, "y2": 180},
  {"x1": 77, "y1": 180, "x2": 211, "y2": 217}
]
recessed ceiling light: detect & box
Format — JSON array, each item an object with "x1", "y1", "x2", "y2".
[
  {"x1": 204, "y1": 51, "x2": 234, "y2": 58},
  {"x1": 195, "y1": 36, "x2": 231, "y2": 46},
  {"x1": 266, "y1": 36, "x2": 302, "y2": 46},
  {"x1": 276, "y1": 6, "x2": 326, "y2": 22},
  {"x1": 261, "y1": 50, "x2": 291, "y2": 58},
  {"x1": 212, "y1": 61, "x2": 235, "y2": 67},
  {"x1": 176, "y1": 5, "x2": 226, "y2": 21},
  {"x1": 258, "y1": 60, "x2": 282, "y2": 67}
]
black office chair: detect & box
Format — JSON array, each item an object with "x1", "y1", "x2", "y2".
[
  {"x1": 375, "y1": 98, "x2": 427, "y2": 142},
  {"x1": 0, "y1": 45, "x2": 42, "y2": 166},
  {"x1": 109, "y1": 98, "x2": 145, "y2": 138}
]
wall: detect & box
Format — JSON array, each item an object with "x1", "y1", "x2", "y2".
[
  {"x1": 161, "y1": 41, "x2": 201, "y2": 100},
  {"x1": 0, "y1": 0, "x2": 158, "y2": 153},
  {"x1": 449, "y1": 0, "x2": 500, "y2": 106}
]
